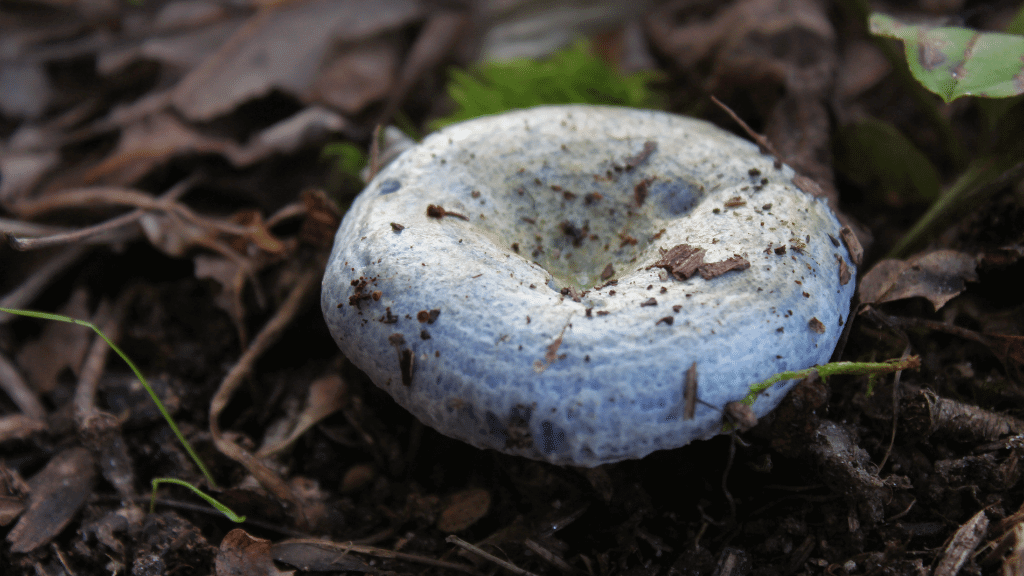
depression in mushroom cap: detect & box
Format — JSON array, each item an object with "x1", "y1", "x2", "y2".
[{"x1": 321, "y1": 105, "x2": 856, "y2": 467}]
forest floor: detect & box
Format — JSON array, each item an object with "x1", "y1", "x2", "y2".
[{"x1": 2, "y1": 1, "x2": 1024, "y2": 575}]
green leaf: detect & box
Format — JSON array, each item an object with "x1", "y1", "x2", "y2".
[
  {"x1": 1007, "y1": 2, "x2": 1024, "y2": 35},
  {"x1": 888, "y1": 153, "x2": 1024, "y2": 257},
  {"x1": 869, "y1": 13, "x2": 1024, "y2": 102},
  {"x1": 320, "y1": 142, "x2": 366, "y2": 179},
  {"x1": 432, "y1": 38, "x2": 664, "y2": 129},
  {"x1": 835, "y1": 117, "x2": 941, "y2": 204}
]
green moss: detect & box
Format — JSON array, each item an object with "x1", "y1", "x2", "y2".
[{"x1": 432, "y1": 39, "x2": 664, "y2": 130}]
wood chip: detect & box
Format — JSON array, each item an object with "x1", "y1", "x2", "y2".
[
  {"x1": 653, "y1": 244, "x2": 706, "y2": 280},
  {"x1": 839, "y1": 225, "x2": 863, "y2": 266},
  {"x1": 684, "y1": 362, "x2": 697, "y2": 420},
  {"x1": 698, "y1": 255, "x2": 750, "y2": 280},
  {"x1": 808, "y1": 317, "x2": 826, "y2": 334}
]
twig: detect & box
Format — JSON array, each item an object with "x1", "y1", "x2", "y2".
[
  {"x1": 446, "y1": 535, "x2": 541, "y2": 576},
  {"x1": 710, "y1": 95, "x2": 782, "y2": 161},
  {"x1": 8, "y1": 184, "x2": 253, "y2": 240},
  {"x1": 0, "y1": 245, "x2": 89, "y2": 324},
  {"x1": 0, "y1": 218, "x2": 67, "y2": 238},
  {"x1": 0, "y1": 353, "x2": 47, "y2": 421},
  {"x1": 0, "y1": 414, "x2": 47, "y2": 442},
  {"x1": 368, "y1": 124, "x2": 383, "y2": 181},
  {"x1": 277, "y1": 538, "x2": 485, "y2": 576},
  {"x1": 877, "y1": 344, "x2": 912, "y2": 471},
  {"x1": 208, "y1": 268, "x2": 319, "y2": 511},
  {"x1": 522, "y1": 539, "x2": 575, "y2": 573},
  {"x1": 10, "y1": 209, "x2": 144, "y2": 251},
  {"x1": 73, "y1": 290, "x2": 135, "y2": 422}
]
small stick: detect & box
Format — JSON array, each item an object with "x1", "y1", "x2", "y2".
[
  {"x1": 208, "y1": 268, "x2": 319, "y2": 510},
  {"x1": 0, "y1": 353, "x2": 47, "y2": 421},
  {"x1": 710, "y1": 95, "x2": 782, "y2": 161},
  {"x1": 10, "y1": 209, "x2": 142, "y2": 251},
  {"x1": 0, "y1": 245, "x2": 88, "y2": 324},
  {"x1": 446, "y1": 535, "x2": 541, "y2": 576},
  {"x1": 275, "y1": 537, "x2": 485, "y2": 575},
  {"x1": 683, "y1": 362, "x2": 698, "y2": 420},
  {"x1": 368, "y1": 124, "x2": 383, "y2": 181},
  {"x1": 73, "y1": 298, "x2": 121, "y2": 421}
]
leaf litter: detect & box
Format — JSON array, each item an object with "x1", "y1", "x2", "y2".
[{"x1": 1, "y1": 0, "x2": 1024, "y2": 574}]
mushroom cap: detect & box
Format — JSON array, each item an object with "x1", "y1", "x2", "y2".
[{"x1": 322, "y1": 105, "x2": 856, "y2": 467}]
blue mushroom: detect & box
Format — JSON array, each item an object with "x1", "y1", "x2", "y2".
[{"x1": 321, "y1": 105, "x2": 856, "y2": 467}]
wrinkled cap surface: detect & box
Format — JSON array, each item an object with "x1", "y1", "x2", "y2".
[{"x1": 322, "y1": 105, "x2": 856, "y2": 467}]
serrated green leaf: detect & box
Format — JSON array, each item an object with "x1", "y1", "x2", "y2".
[{"x1": 869, "y1": 12, "x2": 1024, "y2": 102}]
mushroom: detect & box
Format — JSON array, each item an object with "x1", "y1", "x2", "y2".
[{"x1": 321, "y1": 105, "x2": 856, "y2": 467}]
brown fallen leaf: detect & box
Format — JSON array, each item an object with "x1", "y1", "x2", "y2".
[
  {"x1": 437, "y1": 488, "x2": 492, "y2": 533},
  {"x1": 647, "y1": 0, "x2": 839, "y2": 204},
  {"x1": 298, "y1": 188, "x2": 343, "y2": 249},
  {"x1": 934, "y1": 508, "x2": 988, "y2": 576},
  {"x1": 858, "y1": 250, "x2": 979, "y2": 311},
  {"x1": 80, "y1": 112, "x2": 239, "y2": 186},
  {"x1": 6, "y1": 447, "x2": 96, "y2": 553},
  {"x1": 986, "y1": 333, "x2": 1024, "y2": 384},
  {"x1": 216, "y1": 528, "x2": 294, "y2": 576},
  {"x1": 15, "y1": 288, "x2": 93, "y2": 394},
  {"x1": 0, "y1": 151, "x2": 60, "y2": 204},
  {"x1": 269, "y1": 540, "x2": 375, "y2": 573},
  {"x1": 0, "y1": 462, "x2": 30, "y2": 527},
  {"x1": 171, "y1": 0, "x2": 422, "y2": 121},
  {"x1": 312, "y1": 37, "x2": 400, "y2": 114},
  {"x1": 257, "y1": 375, "x2": 349, "y2": 457}
]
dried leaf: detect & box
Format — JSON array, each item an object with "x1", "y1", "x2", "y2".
[
  {"x1": 858, "y1": 250, "x2": 978, "y2": 311},
  {"x1": 140, "y1": 211, "x2": 217, "y2": 258},
  {"x1": 0, "y1": 62, "x2": 52, "y2": 119},
  {"x1": 81, "y1": 112, "x2": 239, "y2": 186},
  {"x1": 193, "y1": 254, "x2": 249, "y2": 338},
  {"x1": 97, "y1": 17, "x2": 242, "y2": 76},
  {"x1": 436, "y1": 488, "x2": 492, "y2": 533},
  {"x1": 0, "y1": 151, "x2": 60, "y2": 204},
  {"x1": 934, "y1": 508, "x2": 988, "y2": 576},
  {"x1": 229, "y1": 210, "x2": 286, "y2": 255},
  {"x1": 0, "y1": 463, "x2": 29, "y2": 527},
  {"x1": 257, "y1": 375, "x2": 348, "y2": 457},
  {"x1": 82, "y1": 108, "x2": 348, "y2": 187},
  {"x1": 270, "y1": 540, "x2": 373, "y2": 572},
  {"x1": 216, "y1": 528, "x2": 294, "y2": 576},
  {"x1": 298, "y1": 188, "x2": 343, "y2": 249},
  {"x1": 234, "y1": 106, "x2": 347, "y2": 165},
  {"x1": 312, "y1": 38, "x2": 400, "y2": 114},
  {"x1": 985, "y1": 333, "x2": 1024, "y2": 383},
  {"x1": 172, "y1": 0, "x2": 422, "y2": 121},
  {"x1": 6, "y1": 447, "x2": 96, "y2": 553},
  {"x1": 15, "y1": 289, "x2": 93, "y2": 394}
]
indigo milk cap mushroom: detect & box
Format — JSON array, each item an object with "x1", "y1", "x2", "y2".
[{"x1": 321, "y1": 105, "x2": 856, "y2": 467}]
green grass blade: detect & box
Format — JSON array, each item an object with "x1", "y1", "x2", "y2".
[
  {"x1": 150, "y1": 477, "x2": 245, "y2": 522},
  {"x1": 0, "y1": 306, "x2": 217, "y2": 487}
]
